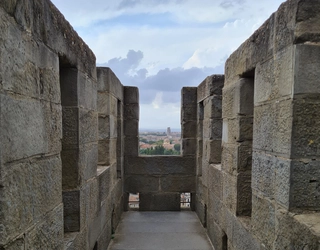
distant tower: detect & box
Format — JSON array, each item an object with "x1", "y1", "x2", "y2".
[{"x1": 166, "y1": 127, "x2": 171, "y2": 136}]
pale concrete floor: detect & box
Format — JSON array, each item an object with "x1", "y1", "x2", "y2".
[{"x1": 107, "y1": 211, "x2": 214, "y2": 250}]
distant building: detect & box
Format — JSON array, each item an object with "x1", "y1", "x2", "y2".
[{"x1": 166, "y1": 127, "x2": 171, "y2": 137}]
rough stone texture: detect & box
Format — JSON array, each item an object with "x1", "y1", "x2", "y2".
[
  {"x1": 216, "y1": 1, "x2": 320, "y2": 250},
  {"x1": 291, "y1": 97, "x2": 320, "y2": 158},
  {"x1": 0, "y1": 156, "x2": 62, "y2": 245},
  {"x1": 124, "y1": 156, "x2": 195, "y2": 175},
  {"x1": 3, "y1": 0, "x2": 320, "y2": 250},
  {"x1": 0, "y1": 2, "x2": 125, "y2": 249},
  {"x1": 253, "y1": 99, "x2": 292, "y2": 156},
  {"x1": 140, "y1": 193, "x2": 180, "y2": 211}
]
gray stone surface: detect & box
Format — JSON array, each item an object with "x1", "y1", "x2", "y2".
[
  {"x1": 63, "y1": 190, "x2": 80, "y2": 232},
  {"x1": 255, "y1": 47, "x2": 293, "y2": 105},
  {"x1": 1, "y1": 95, "x2": 46, "y2": 163},
  {"x1": 97, "y1": 67, "x2": 123, "y2": 100},
  {"x1": 140, "y1": 193, "x2": 180, "y2": 211},
  {"x1": 0, "y1": 155, "x2": 62, "y2": 245},
  {"x1": 291, "y1": 97, "x2": 320, "y2": 158},
  {"x1": 124, "y1": 86, "x2": 139, "y2": 104},
  {"x1": 124, "y1": 156, "x2": 195, "y2": 175},
  {"x1": 3, "y1": 0, "x2": 320, "y2": 250},
  {"x1": 108, "y1": 211, "x2": 213, "y2": 250},
  {"x1": 253, "y1": 99, "x2": 292, "y2": 155}
]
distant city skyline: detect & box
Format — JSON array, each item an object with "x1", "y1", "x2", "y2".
[{"x1": 51, "y1": 0, "x2": 285, "y2": 129}]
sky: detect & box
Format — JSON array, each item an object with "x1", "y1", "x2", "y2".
[{"x1": 51, "y1": 0, "x2": 285, "y2": 130}]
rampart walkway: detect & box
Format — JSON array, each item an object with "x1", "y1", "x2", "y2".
[{"x1": 107, "y1": 211, "x2": 214, "y2": 250}]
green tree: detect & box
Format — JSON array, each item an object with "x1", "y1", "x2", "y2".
[{"x1": 174, "y1": 144, "x2": 181, "y2": 152}]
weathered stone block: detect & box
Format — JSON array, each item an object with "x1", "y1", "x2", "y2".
[
  {"x1": 274, "y1": 157, "x2": 291, "y2": 208},
  {"x1": 273, "y1": 0, "x2": 296, "y2": 53},
  {"x1": 181, "y1": 120, "x2": 197, "y2": 138},
  {"x1": 204, "y1": 95, "x2": 222, "y2": 119},
  {"x1": 237, "y1": 172, "x2": 252, "y2": 216},
  {"x1": 208, "y1": 192, "x2": 224, "y2": 228},
  {"x1": 208, "y1": 164, "x2": 223, "y2": 200},
  {"x1": 60, "y1": 68, "x2": 78, "y2": 106},
  {"x1": 97, "y1": 67, "x2": 123, "y2": 100},
  {"x1": 25, "y1": 204, "x2": 64, "y2": 250},
  {"x1": 97, "y1": 166, "x2": 111, "y2": 204},
  {"x1": 109, "y1": 139, "x2": 117, "y2": 164},
  {"x1": 123, "y1": 104, "x2": 139, "y2": 120},
  {"x1": 231, "y1": 215, "x2": 261, "y2": 250},
  {"x1": 197, "y1": 75, "x2": 224, "y2": 102},
  {"x1": 201, "y1": 159, "x2": 209, "y2": 187},
  {"x1": 221, "y1": 144, "x2": 238, "y2": 175},
  {"x1": 0, "y1": 237, "x2": 24, "y2": 250},
  {"x1": 124, "y1": 137, "x2": 139, "y2": 156},
  {"x1": 251, "y1": 194, "x2": 275, "y2": 249},
  {"x1": 139, "y1": 192, "x2": 180, "y2": 211},
  {"x1": 98, "y1": 115, "x2": 110, "y2": 140},
  {"x1": 195, "y1": 198, "x2": 207, "y2": 227},
  {"x1": 63, "y1": 190, "x2": 80, "y2": 232},
  {"x1": 252, "y1": 152, "x2": 291, "y2": 208},
  {"x1": 182, "y1": 139, "x2": 197, "y2": 156},
  {"x1": 295, "y1": 0, "x2": 320, "y2": 43},
  {"x1": 181, "y1": 105, "x2": 197, "y2": 122},
  {"x1": 79, "y1": 143, "x2": 98, "y2": 184},
  {"x1": 79, "y1": 109, "x2": 98, "y2": 144},
  {"x1": 205, "y1": 139, "x2": 221, "y2": 164},
  {"x1": 78, "y1": 72, "x2": 97, "y2": 110},
  {"x1": 274, "y1": 209, "x2": 320, "y2": 249},
  {"x1": 97, "y1": 222, "x2": 112, "y2": 250},
  {"x1": 83, "y1": 178, "x2": 99, "y2": 225},
  {"x1": 125, "y1": 175, "x2": 160, "y2": 193},
  {"x1": 62, "y1": 107, "x2": 79, "y2": 148},
  {"x1": 290, "y1": 159, "x2": 320, "y2": 211},
  {"x1": 0, "y1": 156, "x2": 62, "y2": 245},
  {"x1": 291, "y1": 98, "x2": 320, "y2": 158},
  {"x1": 203, "y1": 118, "x2": 222, "y2": 140},
  {"x1": 234, "y1": 78, "x2": 254, "y2": 116},
  {"x1": 98, "y1": 140, "x2": 109, "y2": 165},
  {"x1": 43, "y1": 101, "x2": 62, "y2": 154},
  {"x1": 252, "y1": 152, "x2": 275, "y2": 199},
  {"x1": 223, "y1": 173, "x2": 237, "y2": 214},
  {"x1": 62, "y1": 148, "x2": 79, "y2": 189},
  {"x1": 124, "y1": 86, "x2": 139, "y2": 104},
  {"x1": 181, "y1": 87, "x2": 197, "y2": 106},
  {"x1": 0, "y1": 23, "x2": 57, "y2": 103},
  {"x1": 207, "y1": 220, "x2": 227, "y2": 250},
  {"x1": 208, "y1": 75, "x2": 224, "y2": 95},
  {"x1": 124, "y1": 156, "x2": 195, "y2": 175},
  {"x1": 222, "y1": 84, "x2": 236, "y2": 118},
  {"x1": 64, "y1": 223, "x2": 89, "y2": 250},
  {"x1": 97, "y1": 91, "x2": 110, "y2": 115},
  {"x1": 109, "y1": 95, "x2": 118, "y2": 118},
  {"x1": 255, "y1": 47, "x2": 293, "y2": 104},
  {"x1": 1, "y1": 94, "x2": 46, "y2": 163},
  {"x1": 160, "y1": 175, "x2": 195, "y2": 192},
  {"x1": 222, "y1": 143, "x2": 252, "y2": 174},
  {"x1": 253, "y1": 99, "x2": 292, "y2": 155},
  {"x1": 196, "y1": 177, "x2": 208, "y2": 204},
  {"x1": 123, "y1": 118, "x2": 138, "y2": 136}
]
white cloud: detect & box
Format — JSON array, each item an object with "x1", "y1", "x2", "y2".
[
  {"x1": 51, "y1": 0, "x2": 286, "y2": 129},
  {"x1": 152, "y1": 92, "x2": 163, "y2": 109}
]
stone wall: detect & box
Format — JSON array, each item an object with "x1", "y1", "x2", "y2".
[
  {"x1": 123, "y1": 87, "x2": 197, "y2": 211},
  {"x1": 197, "y1": 0, "x2": 320, "y2": 249},
  {"x1": 2, "y1": 0, "x2": 320, "y2": 249},
  {"x1": 0, "y1": 1, "x2": 124, "y2": 249}
]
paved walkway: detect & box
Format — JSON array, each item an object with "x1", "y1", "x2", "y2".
[{"x1": 107, "y1": 211, "x2": 214, "y2": 250}]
